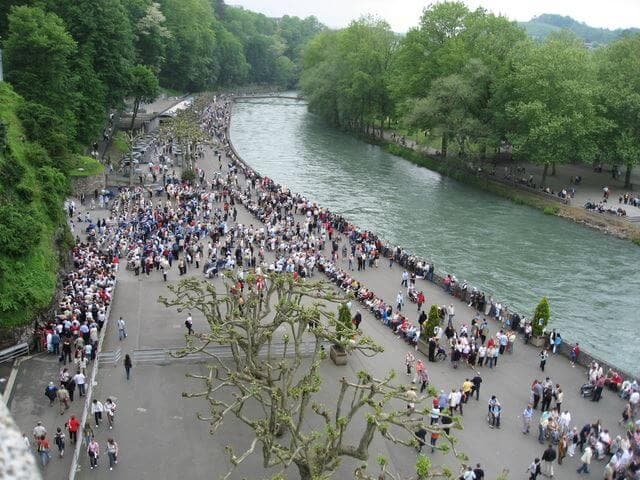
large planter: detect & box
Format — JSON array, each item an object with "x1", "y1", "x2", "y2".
[
  {"x1": 530, "y1": 335, "x2": 546, "y2": 348},
  {"x1": 330, "y1": 345, "x2": 348, "y2": 366}
]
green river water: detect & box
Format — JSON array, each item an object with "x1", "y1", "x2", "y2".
[{"x1": 230, "y1": 97, "x2": 640, "y2": 375}]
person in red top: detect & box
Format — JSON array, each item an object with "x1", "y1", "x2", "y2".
[
  {"x1": 570, "y1": 343, "x2": 580, "y2": 366},
  {"x1": 67, "y1": 415, "x2": 80, "y2": 444},
  {"x1": 417, "y1": 291, "x2": 425, "y2": 311}
]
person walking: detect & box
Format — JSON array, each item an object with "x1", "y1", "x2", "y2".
[
  {"x1": 522, "y1": 404, "x2": 534, "y2": 434},
  {"x1": 87, "y1": 437, "x2": 100, "y2": 469},
  {"x1": 57, "y1": 384, "x2": 70, "y2": 415},
  {"x1": 67, "y1": 415, "x2": 80, "y2": 444},
  {"x1": 576, "y1": 445, "x2": 593, "y2": 474},
  {"x1": 106, "y1": 438, "x2": 119, "y2": 471},
  {"x1": 44, "y1": 382, "x2": 58, "y2": 406},
  {"x1": 36, "y1": 435, "x2": 52, "y2": 467},
  {"x1": 73, "y1": 370, "x2": 86, "y2": 397},
  {"x1": 540, "y1": 444, "x2": 556, "y2": 477},
  {"x1": 105, "y1": 398, "x2": 117, "y2": 429},
  {"x1": 528, "y1": 458, "x2": 541, "y2": 480},
  {"x1": 124, "y1": 354, "x2": 132, "y2": 380},
  {"x1": 83, "y1": 423, "x2": 94, "y2": 447},
  {"x1": 185, "y1": 313, "x2": 194, "y2": 335},
  {"x1": 54, "y1": 427, "x2": 65, "y2": 457},
  {"x1": 414, "y1": 426, "x2": 427, "y2": 452},
  {"x1": 539, "y1": 349, "x2": 548, "y2": 372},
  {"x1": 117, "y1": 317, "x2": 127, "y2": 340},
  {"x1": 472, "y1": 373, "x2": 482, "y2": 401},
  {"x1": 91, "y1": 399, "x2": 104, "y2": 427},
  {"x1": 405, "y1": 352, "x2": 415, "y2": 376}
]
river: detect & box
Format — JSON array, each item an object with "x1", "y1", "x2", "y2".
[{"x1": 230, "y1": 96, "x2": 640, "y2": 375}]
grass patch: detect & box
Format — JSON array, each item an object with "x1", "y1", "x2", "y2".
[
  {"x1": 68, "y1": 155, "x2": 105, "y2": 177},
  {"x1": 632, "y1": 238, "x2": 640, "y2": 247},
  {"x1": 544, "y1": 205, "x2": 560, "y2": 215}
]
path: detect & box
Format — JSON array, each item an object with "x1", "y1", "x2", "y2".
[{"x1": 74, "y1": 140, "x2": 630, "y2": 480}]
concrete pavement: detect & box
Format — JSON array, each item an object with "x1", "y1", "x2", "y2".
[{"x1": 74, "y1": 141, "x2": 630, "y2": 480}]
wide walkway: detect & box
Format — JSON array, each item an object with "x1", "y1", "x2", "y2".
[{"x1": 73, "y1": 138, "x2": 631, "y2": 480}]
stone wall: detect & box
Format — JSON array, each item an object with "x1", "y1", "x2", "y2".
[{"x1": 71, "y1": 172, "x2": 106, "y2": 198}]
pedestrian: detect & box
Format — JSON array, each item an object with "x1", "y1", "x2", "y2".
[
  {"x1": 105, "y1": 398, "x2": 117, "y2": 429},
  {"x1": 405, "y1": 351, "x2": 415, "y2": 376},
  {"x1": 576, "y1": 445, "x2": 593, "y2": 474},
  {"x1": 73, "y1": 370, "x2": 86, "y2": 397},
  {"x1": 352, "y1": 311, "x2": 362, "y2": 330},
  {"x1": 87, "y1": 437, "x2": 100, "y2": 469},
  {"x1": 557, "y1": 433, "x2": 567, "y2": 465},
  {"x1": 67, "y1": 415, "x2": 80, "y2": 444},
  {"x1": 83, "y1": 423, "x2": 94, "y2": 447},
  {"x1": 430, "y1": 430, "x2": 440, "y2": 453},
  {"x1": 488, "y1": 396, "x2": 501, "y2": 429},
  {"x1": 36, "y1": 435, "x2": 52, "y2": 467},
  {"x1": 541, "y1": 444, "x2": 556, "y2": 477},
  {"x1": 67, "y1": 374, "x2": 76, "y2": 402},
  {"x1": 406, "y1": 387, "x2": 418, "y2": 415},
  {"x1": 462, "y1": 466, "x2": 476, "y2": 480},
  {"x1": 124, "y1": 354, "x2": 132, "y2": 380},
  {"x1": 33, "y1": 421, "x2": 46, "y2": 442},
  {"x1": 57, "y1": 384, "x2": 70, "y2": 415},
  {"x1": 396, "y1": 291, "x2": 404, "y2": 311},
  {"x1": 117, "y1": 317, "x2": 127, "y2": 340},
  {"x1": 91, "y1": 399, "x2": 104, "y2": 427},
  {"x1": 473, "y1": 464, "x2": 485, "y2": 480},
  {"x1": 472, "y1": 372, "x2": 482, "y2": 401},
  {"x1": 568, "y1": 427, "x2": 578, "y2": 457},
  {"x1": 522, "y1": 404, "x2": 534, "y2": 434},
  {"x1": 539, "y1": 349, "x2": 548, "y2": 372},
  {"x1": 45, "y1": 382, "x2": 58, "y2": 406},
  {"x1": 185, "y1": 313, "x2": 194, "y2": 335},
  {"x1": 555, "y1": 385, "x2": 563, "y2": 412},
  {"x1": 106, "y1": 438, "x2": 119, "y2": 471},
  {"x1": 54, "y1": 427, "x2": 65, "y2": 457},
  {"x1": 414, "y1": 426, "x2": 427, "y2": 452},
  {"x1": 528, "y1": 458, "x2": 541, "y2": 480}
]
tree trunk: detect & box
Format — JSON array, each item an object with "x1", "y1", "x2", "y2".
[
  {"x1": 551, "y1": 162, "x2": 556, "y2": 176},
  {"x1": 541, "y1": 163, "x2": 549, "y2": 187},
  {"x1": 130, "y1": 99, "x2": 140, "y2": 131},
  {"x1": 441, "y1": 132, "x2": 448, "y2": 157},
  {"x1": 625, "y1": 163, "x2": 633, "y2": 189}
]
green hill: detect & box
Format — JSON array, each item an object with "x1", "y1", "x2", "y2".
[
  {"x1": 0, "y1": 82, "x2": 73, "y2": 332},
  {"x1": 519, "y1": 13, "x2": 639, "y2": 45}
]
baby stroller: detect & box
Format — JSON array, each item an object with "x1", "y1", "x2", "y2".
[{"x1": 580, "y1": 383, "x2": 595, "y2": 398}]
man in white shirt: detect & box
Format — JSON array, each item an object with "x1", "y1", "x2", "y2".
[
  {"x1": 117, "y1": 317, "x2": 127, "y2": 341},
  {"x1": 91, "y1": 399, "x2": 104, "y2": 427},
  {"x1": 73, "y1": 371, "x2": 86, "y2": 397}
]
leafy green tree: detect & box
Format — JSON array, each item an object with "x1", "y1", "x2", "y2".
[
  {"x1": 213, "y1": 25, "x2": 250, "y2": 85},
  {"x1": 4, "y1": 6, "x2": 77, "y2": 113},
  {"x1": 594, "y1": 34, "x2": 640, "y2": 187},
  {"x1": 134, "y1": 1, "x2": 172, "y2": 71},
  {"x1": 43, "y1": 0, "x2": 136, "y2": 106},
  {"x1": 532, "y1": 297, "x2": 551, "y2": 337},
  {"x1": 127, "y1": 64, "x2": 160, "y2": 130},
  {"x1": 159, "y1": 0, "x2": 217, "y2": 90},
  {"x1": 502, "y1": 33, "x2": 601, "y2": 186},
  {"x1": 424, "y1": 305, "x2": 441, "y2": 339},
  {"x1": 161, "y1": 275, "x2": 459, "y2": 480}
]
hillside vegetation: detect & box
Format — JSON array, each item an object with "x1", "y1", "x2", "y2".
[
  {"x1": 520, "y1": 13, "x2": 639, "y2": 45},
  {"x1": 0, "y1": 82, "x2": 72, "y2": 331}
]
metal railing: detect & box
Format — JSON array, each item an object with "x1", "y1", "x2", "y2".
[{"x1": 0, "y1": 342, "x2": 29, "y2": 364}]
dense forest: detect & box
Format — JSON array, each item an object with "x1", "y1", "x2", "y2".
[
  {"x1": 0, "y1": 0, "x2": 323, "y2": 330},
  {"x1": 300, "y1": 2, "x2": 640, "y2": 188}
]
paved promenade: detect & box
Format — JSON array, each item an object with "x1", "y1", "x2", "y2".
[
  {"x1": 72, "y1": 142, "x2": 630, "y2": 479},
  {"x1": 6, "y1": 123, "x2": 631, "y2": 480}
]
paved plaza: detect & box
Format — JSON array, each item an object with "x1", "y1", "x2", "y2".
[{"x1": 8, "y1": 135, "x2": 631, "y2": 480}]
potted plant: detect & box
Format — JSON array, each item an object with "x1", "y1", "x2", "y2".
[
  {"x1": 530, "y1": 297, "x2": 550, "y2": 347},
  {"x1": 330, "y1": 303, "x2": 352, "y2": 365}
]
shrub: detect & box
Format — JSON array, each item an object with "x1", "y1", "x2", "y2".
[
  {"x1": 424, "y1": 304, "x2": 440, "y2": 338},
  {"x1": 336, "y1": 303, "x2": 352, "y2": 343},
  {"x1": 181, "y1": 168, "x2": 196, "y2": 183},
  {"x1": 0, "y1": 204, "x2": 41, "y2": 257},
  {"x1": 543, "y1": 205, "x2": 559, "y2": 215},
  {"x1": 532, "y1": 297, "x2": 551, "y2": 337}
]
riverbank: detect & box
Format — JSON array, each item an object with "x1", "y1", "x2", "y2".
[
  {"x1": 229, "y1": 94, "x2": 639, "y2": 379},
  {"x1": 375, "y1": 139, "x2": 640, "y2": 244}
]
